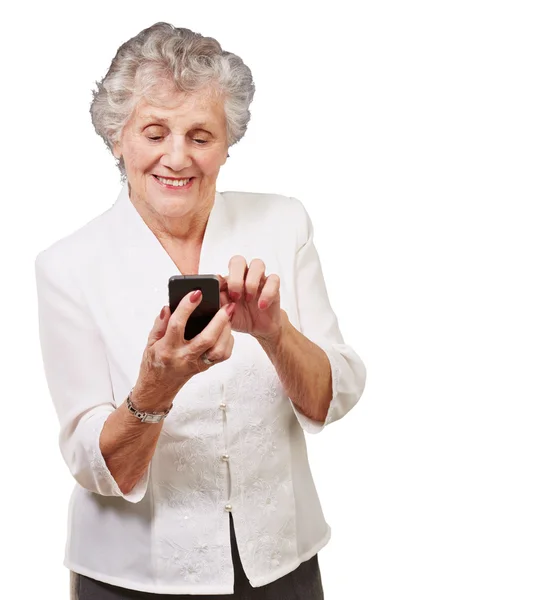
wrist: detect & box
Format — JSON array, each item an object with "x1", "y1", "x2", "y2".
[
  {"x1": 254, "y1": 310, "x2": 289, "y2": 349},
  {"x1": 130, "y1": 381, "x2": 179, "y2": 413}
]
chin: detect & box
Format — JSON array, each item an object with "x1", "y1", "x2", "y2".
[{"x1": 153, "y1": 196, "x2": 193, "y2": 213}]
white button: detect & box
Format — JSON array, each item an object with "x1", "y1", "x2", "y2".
[
  {"x1": 221, "y1": 454, "x2": 229, "y2": 461},
  {"x1": 219, "y1": 402, "x2": 227, "y2": 410},
  {"x1": 225, "y1": 504, "x2": 232, "y2": 512}
]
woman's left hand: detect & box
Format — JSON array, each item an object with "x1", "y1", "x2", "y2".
[{"x1": 217, "y1": 256, "x2": 283, "y2": 342}]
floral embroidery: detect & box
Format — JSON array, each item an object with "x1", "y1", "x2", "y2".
[
  {"x1": 169, "y1": 438, "x2": 213, "y2": 473},
  {"x1": 244, "y1": 476, "x2": 290, "y2": 516},
  {"x1": 88, "y1": 418, "x2": 123, "y2": 496},
  {"x1": 88, "y1": 447, "x2": 114, "y2": 491},
  {"x1": 156, "y1": 467, "x2": 220, "y2": 514},
  {"x1": 159, "y1": 538, "x2": 206, "y2": 583},
  {"x1": 258, "y1": 378, "x2": 279, "y2": 404},
  {"x1": 242, "y1": 416, "x2": 284, "y2": 460},
  {"x1": 157, "y1": 514, "x2": 226, "y2": 585},
  {"x1": 241, "y1": 511, "x2": 296, "y2": 573}
]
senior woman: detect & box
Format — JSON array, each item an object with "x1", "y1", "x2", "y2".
[{"x1": 35, "y1": 22, "x2": 367, "y2": 599}]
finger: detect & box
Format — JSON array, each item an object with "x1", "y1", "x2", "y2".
[
  {"x1": 147, "y1": 305, "x2": 171, "y2": 346},
  {"x1": 203, "y1": 322, "x2": 233, "y2": 363},
  {"x1": 189, "y1": 303, "x2": 235, "y2": 355},
  {"x1": 165, "y1": 290, "x2": 204, "y2": 342},
  {"x1": 216, "y1": 274, "x2": 232, "y2": 306},
  {"x1": 244, "y1": 259, "x2": 265, "y2": 302},
  {"x1": 216, "y1": 274, "x2": 228, "y2": 292},
  {"x1": 223, "y1": 329, "x2": 235, "y2": 359},
  {"x1": 227, "y1": 255, "x2": 248, "y2": 301},
  {"x1": 220, "y1": 288, "x2": 232, "y2": 307},
  {"x1": 257, "y1": 274, "x2": 280, "y2": 310},
  {"x1": 217, "y1": 324, "x2": 235, "y2": 361}
]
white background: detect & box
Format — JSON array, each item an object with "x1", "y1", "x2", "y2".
[{"x1": 2, "y1": 1, "x2": 533, "y2": 598}]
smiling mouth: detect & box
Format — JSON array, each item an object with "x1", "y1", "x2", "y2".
[{"x1": 152, "y1": 174, "x2": 195, "y2": 188}]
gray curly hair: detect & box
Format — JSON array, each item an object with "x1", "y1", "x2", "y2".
[{"x1": 90, "y1": 22, "x2": 255, "y2": 181}]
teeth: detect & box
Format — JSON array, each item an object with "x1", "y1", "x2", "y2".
[{"x1": 155, "y1": 176, "x2": 191, "y2": 187}]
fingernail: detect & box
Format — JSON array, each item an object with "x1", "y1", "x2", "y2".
[
  {"x1": 160, "y1": 307, "x2": 166, "y2": 319},
  {"x1": 225, "y1": 303, "x2": 236, "y2": 316},
  {"x1": 246, "y1": 292, "x2": 253, "y2": 302},
  {"x1": 191, "y1": 290, "x2": 202, "y2": 302},
  {"x1": 229, "y1": 291, "x2": 241, "y2": 302},
  {"x1": 259, "y1": 300, "x2": 268, "y2": 310}
]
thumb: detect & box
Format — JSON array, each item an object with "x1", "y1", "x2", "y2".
[{"x1": 147, "y1": 305, "x2": 170, "y2": 345}]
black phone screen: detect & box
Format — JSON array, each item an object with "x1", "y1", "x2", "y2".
[{"x1": 168, "y1": 275, "x2": 220, "y2": 340}]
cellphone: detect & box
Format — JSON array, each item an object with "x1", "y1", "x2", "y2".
[{"x1": 168, "y1": 275, "x2": 220, "y2": 340}]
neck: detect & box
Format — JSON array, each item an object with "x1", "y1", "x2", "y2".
[{"x1": 127, "y1": 182, "x2": 214, "y2": 246}]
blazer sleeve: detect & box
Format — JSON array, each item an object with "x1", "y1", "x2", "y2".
[
  {"x1": 34, "y1": 249, "x2": 150, "y2": 503},
  {"x1": 287, "y1": 197, "x2": 367, "y2": 434}
]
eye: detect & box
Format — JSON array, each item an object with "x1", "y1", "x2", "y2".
[
  {"x1": 193, "y1": 139, "x2": 208, "y2": 145},
  {"x1": 148, "y1": 136, "x2": 162, "y2": 141}
]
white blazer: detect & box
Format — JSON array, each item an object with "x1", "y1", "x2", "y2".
[{"x1": 35, "y1": 182, "x2": 367, "y2": 594}]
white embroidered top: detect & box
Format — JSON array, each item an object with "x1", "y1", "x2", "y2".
[{"x1": 35, "y1": 182, "x2": 367, "y2": 595}]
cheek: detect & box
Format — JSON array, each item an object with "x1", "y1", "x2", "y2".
[
  {"x1": 124, "y1": 140, "x2": 155, "y2": 171},
  {"x1": 137, "y1": 150, "x2": 157, "y2": 170},
  {"x1": 198, "y1": 151, "x2": 225, "y2": 175}
]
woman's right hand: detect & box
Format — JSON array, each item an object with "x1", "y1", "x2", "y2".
[{"x1": 131, "y1": 290, "x2": 236, "y2": 411}]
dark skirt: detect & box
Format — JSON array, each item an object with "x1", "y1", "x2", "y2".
[{"x1": 71, "y1": 513, "x2": 324, "y2": 599}]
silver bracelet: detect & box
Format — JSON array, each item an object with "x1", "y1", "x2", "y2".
[{"x1": 126, "y1": 387, "x2": 173, "y2": 423}]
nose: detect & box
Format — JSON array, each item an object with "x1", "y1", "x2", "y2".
[{"x1": 160, "y1": 135, "x2": 193, "y2": 172}]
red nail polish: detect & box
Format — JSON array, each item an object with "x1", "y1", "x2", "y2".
[
  {"x1": 246, "y1": 292, "x2": 253, "y2": 302},
  {"x1": 259, "y1": 300, "x2": 268, "y2": 310},
  {"x1": 225, "y1": 303, "x2": 236, "y2": 316},
  {"x1": 190, "y1": 290, "x2": 202, "y2": 302},
  {"x1": 160, "y1": 307, "x2": 166, "y2": 319}
]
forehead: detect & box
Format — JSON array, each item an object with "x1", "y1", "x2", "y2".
[{"x1": 133, "y1": 87, "x2": 225, "y2": 127}]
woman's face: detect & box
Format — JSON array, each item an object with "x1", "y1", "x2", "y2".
[{"x1": 113, "y1": 84, "x2": 228, "y2": 226}]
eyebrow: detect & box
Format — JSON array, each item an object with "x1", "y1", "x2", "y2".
[
  {"x1": 142, "y1": 115, "x2": 212, "y2": 130},
  {"x1": 142, "y1": 114, "x2": 170, "y2": 124}
]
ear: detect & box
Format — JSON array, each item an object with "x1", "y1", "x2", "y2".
[{"x1": 112, "y1": 141, "x2": 121, "y2": 160}]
